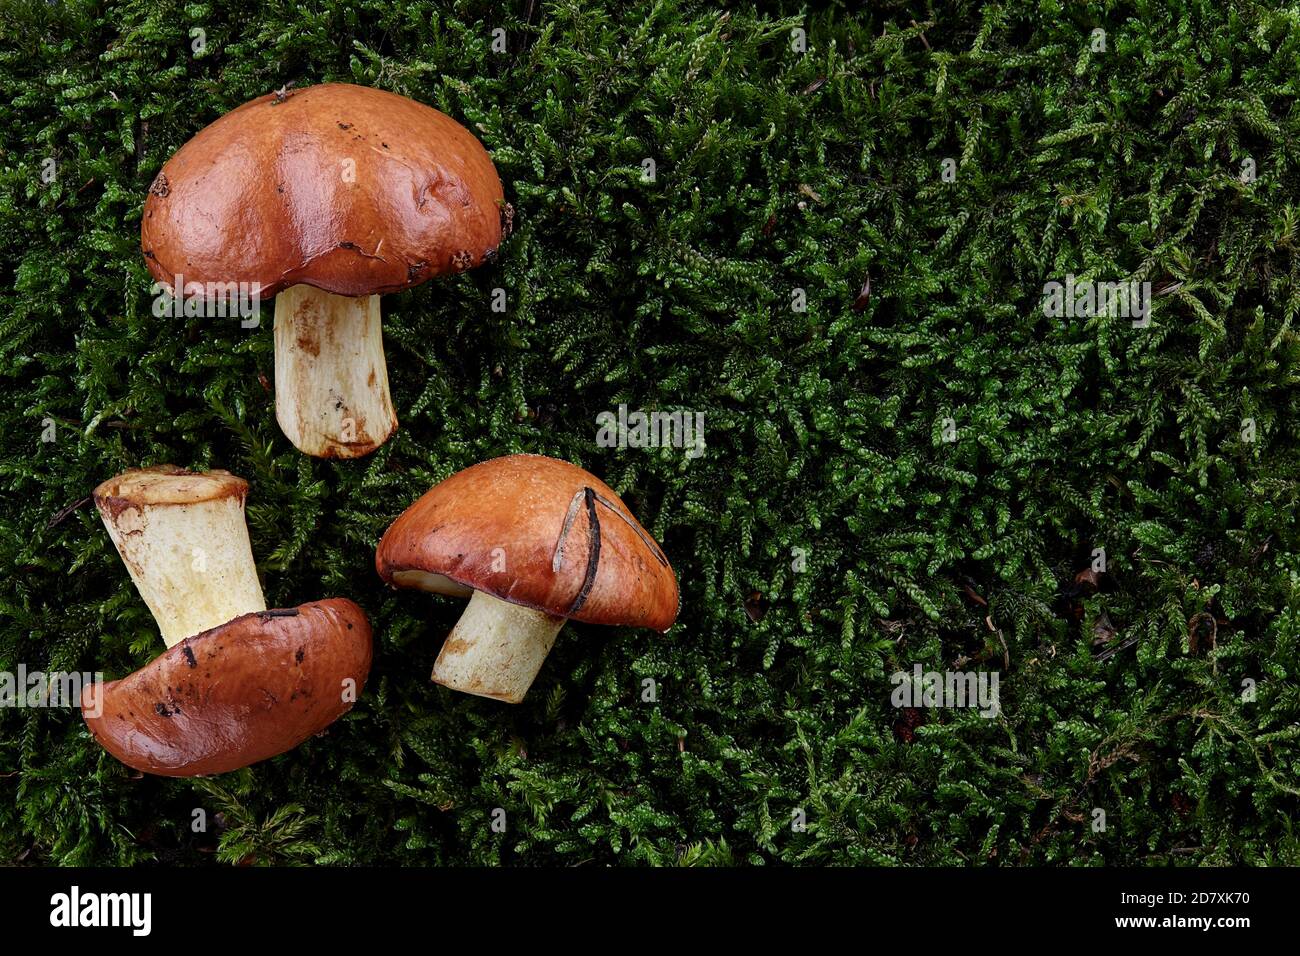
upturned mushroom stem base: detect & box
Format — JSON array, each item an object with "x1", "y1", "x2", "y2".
[
  {"x1": 96, "y1": 471, "x2": 266, "y2": 648},
  {"x1": 274, "y1": 285, "x2": 397, "y2": 458},
  {"x1": 432, "y1": 590, "x2": 565, "y2": 703}
]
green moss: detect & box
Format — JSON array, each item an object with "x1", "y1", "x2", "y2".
[{"x1": 2, "y1": 0, "x2": 1299, "y2": 865}]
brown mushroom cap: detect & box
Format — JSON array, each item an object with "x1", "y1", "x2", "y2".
[
  {"x1": 141, "y1": 82, "x2": 506, "y2": 299},
  {"x1": 82, "y1": 599, "x2": 372, "y2": 777},
  {"x1": 376, "y1": 454, "x2": 679, "y2": 632}
]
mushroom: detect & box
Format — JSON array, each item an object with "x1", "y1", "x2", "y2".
[
  {"x1": 82, "y1": 465, "x2": 372, "y2": 776},
  {"x1": 141, "y1": 83, "x2": 508, "y2": 458},
  {"x1": 375, "y1": 454, "x2": 678, "y2": 703},
  {"x1": 82, "y1": 601, "x2": 371, "y2": 777}
]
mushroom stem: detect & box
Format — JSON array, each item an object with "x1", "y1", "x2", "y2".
[
  {"x1": 432, "y1": 590, "x2": 565, "y2": 704},
  {"x1": 96, "y1": 471, "x2": 266, "y2": 648},
  {"x1": 273, "y1": 284, "x2": 397, "y2": 458}
]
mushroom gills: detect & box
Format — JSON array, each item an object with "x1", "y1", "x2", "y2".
[
  {"x1": 432, "y1": 590, "x2": 565, "y2": 704},
  {"x1": 274, "y1": 285, "x2": 397, "y2": 458}
]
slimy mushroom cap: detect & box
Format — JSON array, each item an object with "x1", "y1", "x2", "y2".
[
  {"x1": 140, "y1": 82, "x2": 506, "y2": 299},
  {"x1": 82, "y1": 599, "x2": 372, "y2": 777}
]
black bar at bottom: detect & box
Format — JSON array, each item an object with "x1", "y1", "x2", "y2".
[{"x1": 0, "y1": 865, "x2": 1284, "y2": 941}]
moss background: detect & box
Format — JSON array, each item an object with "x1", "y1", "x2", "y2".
[{"x1": 3, "y1": 0, "x2": 1300, "y2": 866}]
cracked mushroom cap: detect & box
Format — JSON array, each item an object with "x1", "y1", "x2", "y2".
[
  {"x1": 141, "y1": 82, "x2": 507, "y2": 299},
  {"x1": 376, "y1": 454, "x2": 679, "y2": 632},
  {"x1": 81, "y1": 599, "x2": 372, "y2": 777}
]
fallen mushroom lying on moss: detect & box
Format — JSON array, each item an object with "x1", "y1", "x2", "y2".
[
  {"x1": 82, "y1": 465, "x2": 372, "y2": 776},
  {"x1": 376, "y1": 454, "x2": 679, "y2": 703}
]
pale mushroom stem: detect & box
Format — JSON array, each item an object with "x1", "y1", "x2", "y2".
[
  {"x1": 273, "y1": 284, "x2": 397, "y2": 458},
  {"x1": 431, "y1": 590, "x2": 565, "y2": 704},
  {"x1": 98, "y1": 488, "x2": 266, "y2": 649}
]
